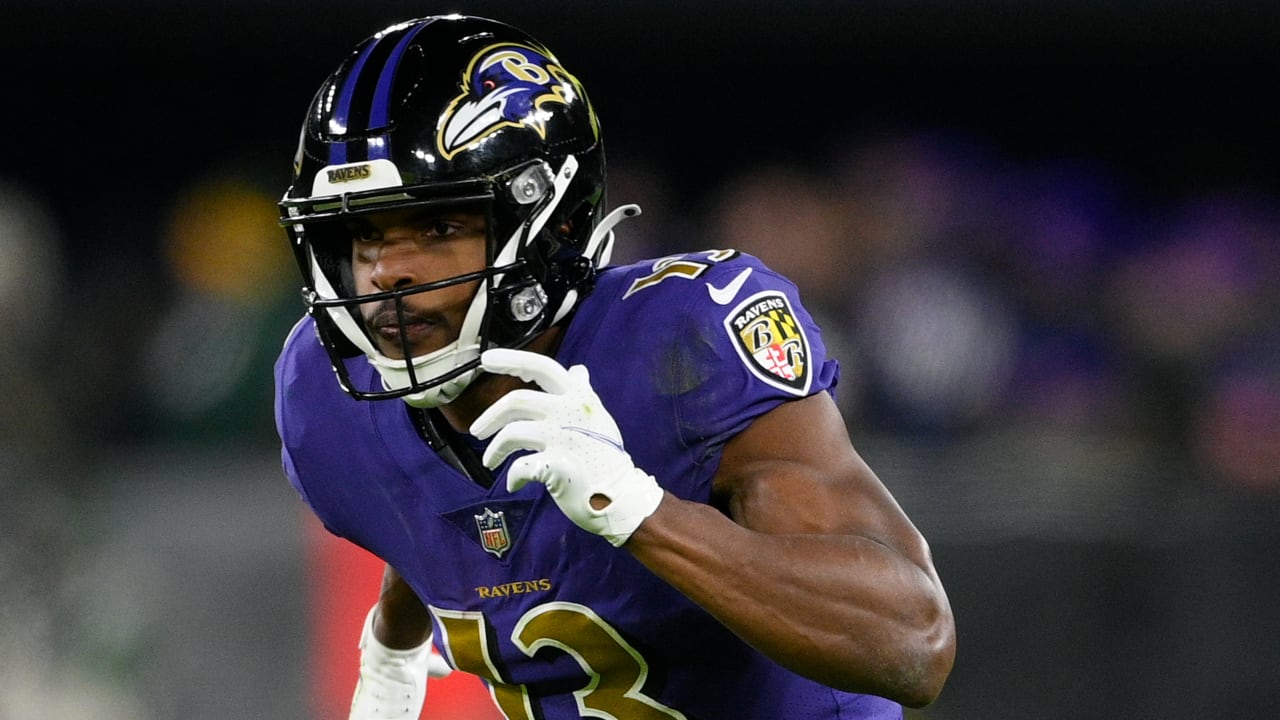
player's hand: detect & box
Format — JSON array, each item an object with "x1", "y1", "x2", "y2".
[
  {"x1": 349, "y1": 606, "x2": 453, "y2": 720},
  {"x1": 472, "y1": 348, "x2": 664, "y2": 547}
]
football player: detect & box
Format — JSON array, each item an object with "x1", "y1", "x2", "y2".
[{"x1": 275, "y1": 14, "x2": 955, "y2": 720}]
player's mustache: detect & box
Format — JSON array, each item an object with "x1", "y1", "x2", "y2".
[{"x1": 364, "y1": 300, "x2": 443, "y2": 330}]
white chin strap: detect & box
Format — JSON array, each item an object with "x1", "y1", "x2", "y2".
[
  {"x1": 550, "y1": 203, "x2": 642, "y2": 324},
  {"x1": 587, "y1": 203, "x2": 640, "y2": 268}
]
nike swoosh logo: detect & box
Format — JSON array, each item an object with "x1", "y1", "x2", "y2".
[{"x1": 706, "y1": 267, "x2": 753, "y2": 305}]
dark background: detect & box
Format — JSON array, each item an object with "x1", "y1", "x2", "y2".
[
  {"x1": 6, "y1": 1, "x2": 1278, "y2": 263},
  {"x1": 2, "y1": 2, "x2": 1278, "y2": 719}
]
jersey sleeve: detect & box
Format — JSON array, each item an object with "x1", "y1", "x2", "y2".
[
  {"x1": 273, "y1": 315, "x2": 364, "y2": 542},
  {"x1": 274, "y1": 318, "x2": 332, "y2": 525},
  {"x1": 625, "y1": 251, "x2": 840, "y2": 465}
]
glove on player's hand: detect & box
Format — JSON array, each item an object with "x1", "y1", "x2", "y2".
[
  {"x1": 472, "y1": 348, "x2": 663, "y2": 547},
  {"x1": 348, "y1": 606, "x2": 453, "y2": 720}
]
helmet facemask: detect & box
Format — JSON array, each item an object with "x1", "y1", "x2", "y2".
[{"x1": 282, "y1": 156, "x2": 587, "y2": 407}]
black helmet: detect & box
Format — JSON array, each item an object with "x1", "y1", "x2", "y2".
[{"x1": 279, "y1": 14, "x2": 636, "y2": 406}]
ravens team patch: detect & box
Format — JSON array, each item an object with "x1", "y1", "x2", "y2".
[{"x1": 723, "y1": 290, "x2": 812, "y2": 396}]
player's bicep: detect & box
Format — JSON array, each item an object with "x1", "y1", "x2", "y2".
[{"x1": 713, "y1": 392, "x2": 928, "y2": 561}]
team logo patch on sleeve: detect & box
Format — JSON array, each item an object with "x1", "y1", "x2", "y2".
[{"x1": 723, "y1": 291, "x2": 812, "y2": 396}]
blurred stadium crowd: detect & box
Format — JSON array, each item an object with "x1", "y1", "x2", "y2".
[{"x1": 6, "y1": 127, "x2": 1277, "y2": 482}]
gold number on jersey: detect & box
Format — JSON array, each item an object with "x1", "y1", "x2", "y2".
[
  {"x1": 622, "y1": 249, "x2": 738, "y2": 299},
  {"x1": 432, "y1": 602, "x2": 687, "y2": 719}
]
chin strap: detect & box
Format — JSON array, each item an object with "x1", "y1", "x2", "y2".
[
  {"x1": 586, "y1": 203, "x2": 641, "y2": 269},
  {"x1": 551, "y1": 203, "x2": 642, "y2": 324}
]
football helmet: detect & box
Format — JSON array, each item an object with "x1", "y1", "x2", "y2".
[{"x1": 279, "y1": 14, "x2": 637, "y2": 407}]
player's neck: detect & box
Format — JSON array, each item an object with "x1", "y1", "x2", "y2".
[{"x1": 436, "y1": 325, "x2": 565, "y2": 434}]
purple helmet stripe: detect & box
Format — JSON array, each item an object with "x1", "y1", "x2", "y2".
[
  {"x1": 366, "y1": 20, "x2": 434, "y2": 160},
  {"x1": 328, "y1": 30, "x2": 388, "y2": 165}
]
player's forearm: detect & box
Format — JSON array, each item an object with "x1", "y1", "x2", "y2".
[
  {"x1": 374, "y1": 564, "x2": 432, "y2": 649},
  {"x1": 626, "y1": 494, "x2": 955, "y2": 707}
]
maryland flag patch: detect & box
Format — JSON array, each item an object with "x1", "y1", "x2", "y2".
[{"x1": 723, "y1": 291, "x2": 812, "y2": 396}]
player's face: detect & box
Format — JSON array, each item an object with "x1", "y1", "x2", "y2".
[{"x1": 348, "y1": 207, "x2": 487, "y2": 360}]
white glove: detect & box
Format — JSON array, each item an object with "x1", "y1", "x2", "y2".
[
  {"x1": 349, "y1": 606, "x2": 453, "y2": 720},
  {"x1": 471, "y1": 348, "x2": 664, "y2": 547}
]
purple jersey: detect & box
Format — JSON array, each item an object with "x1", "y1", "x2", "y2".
[{"x1": 275, "y1": 251, "x2": 903, "y2": 720}]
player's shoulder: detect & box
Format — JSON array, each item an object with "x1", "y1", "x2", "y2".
[
  {"x1": 277, "y1": 314, "x2": 325, "y2": 368},
  {"x1": 596, "y1": 249, "x2": 798, "y2": 310},
  {"x1": 274, "y1": 314, "x2": 345, "y2": 409},
  {"x1": 580, "y1": 249, "x2": 836, "y2": 436}
]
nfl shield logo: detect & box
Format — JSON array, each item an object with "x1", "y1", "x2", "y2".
[{"x1": 474, "y1": 508, "x2": 511, "y2": 558}]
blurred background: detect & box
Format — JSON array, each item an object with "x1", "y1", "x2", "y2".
[{"x1": 2, "y1": 1, "x2": 1277, "y2": 718}]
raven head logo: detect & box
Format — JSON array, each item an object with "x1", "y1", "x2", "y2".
[{"x1": 437, "y1": 43, "x2": 590, "y2": 160}]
